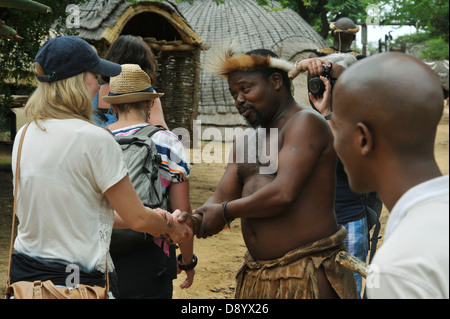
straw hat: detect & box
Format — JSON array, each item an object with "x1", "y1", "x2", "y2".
[{"x1": 102, "y1": 64, "x2": 164, "y2": 104}]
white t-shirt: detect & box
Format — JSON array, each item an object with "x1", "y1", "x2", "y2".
[
  {"x1": 12, "y1": 119, "x2": 128, "y2": 273},
  {"x1": 366, "y1": 175, "x2": 449, "y2": 299}
]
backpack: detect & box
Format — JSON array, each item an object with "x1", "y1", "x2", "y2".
[
  {"x1": 363, "y1": 191, "x2": 383, "y2": 263},
  {"x1": 110, "y1": 125, "x2": 164, "y2": 253}
]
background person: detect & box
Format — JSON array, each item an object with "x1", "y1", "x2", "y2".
[
  {"x1": 310, "y1": 17, "x2": 364, "y2": 60},
  {"x1": 93, "y1": 35, "x2": 168, "y2": 129},
  {"x1": 292, "y1": 53, "x2": 372, "y2": 298},
  {"x1": 9, "y1": 36, "x2": 191, "y2": 298}
]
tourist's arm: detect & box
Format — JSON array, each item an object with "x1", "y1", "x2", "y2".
[
  {"x1": 288, "y1": 57, "x2": 331, "y2": 80},
  {"x1": 106, "y1": 174, "x2": 192, "y2": 243},
  {"x1": 169, "y1": 181, "x2": 196, "y2": 289}
]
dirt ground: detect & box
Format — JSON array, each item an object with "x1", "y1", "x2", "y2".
[{"x1": 0, "y1": 101, "x2": 448, "y2": 299}]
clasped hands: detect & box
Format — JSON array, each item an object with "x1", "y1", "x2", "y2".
[
  {"x1": 155, "y1": 208, "x2": 193, "y2": 244},
  {"x1": 159, "y1": 204, "x2": 227, "y2": 241}
]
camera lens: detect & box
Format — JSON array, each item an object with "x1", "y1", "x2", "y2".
[{"x1": 308, "y1": 77, "x2": 325, "y2": 95}]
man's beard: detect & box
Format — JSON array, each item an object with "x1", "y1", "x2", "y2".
[{"x1": 238, "y1": 103, "x2": 263, "y2": 129}]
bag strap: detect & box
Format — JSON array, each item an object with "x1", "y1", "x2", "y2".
[
  {"x1": 5, "y1": 122, "x2": 110, "y2": 296},
  {"x1": 133, "y1": 124, "x2": 164, "y2": 139},
  {"x1": 6, "y1": 122, "x2": 31, "y2": 286}
]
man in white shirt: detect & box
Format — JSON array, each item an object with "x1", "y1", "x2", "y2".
[{"x1": 330, "y1": 52, "x2": 449, "y2": 298}]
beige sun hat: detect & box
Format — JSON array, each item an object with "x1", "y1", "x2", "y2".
[{"x1": 102, "y1": 63, "x2": 164, "y2": 104}]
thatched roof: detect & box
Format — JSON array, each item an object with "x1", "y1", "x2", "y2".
[
  {"x1": 424, "y1": 60, "x2": 449, "y2": 92},
  {"x1": 76, "y1": 0, "x2": 203, "y2": 50},
  {"x1": 175, "y1": 0, "x2": 327, "y2": 128}
]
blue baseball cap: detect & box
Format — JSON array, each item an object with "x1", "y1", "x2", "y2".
[{"x1": 34, "y1": 36, "x2": 122, "y2": 82}]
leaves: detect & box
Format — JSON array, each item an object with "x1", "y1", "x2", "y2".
[
  {"x1": 1, "y1": 0, "x2": 52, "y2": 13},
  {"x1": 0, "y1": 1, "x2": 89, "y2": 97}
]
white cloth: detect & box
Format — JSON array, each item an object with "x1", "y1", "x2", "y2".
[
  {"x1": 366, "y1": 175, "x2": 449, "y2": 299},
  {"x1": 12, "y1": 119, "x2": 128, "y2": 273}
]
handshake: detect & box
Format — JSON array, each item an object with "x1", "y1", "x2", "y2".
[{"x1": 158, "y1": 203, "x2": 229, "y2": 244}]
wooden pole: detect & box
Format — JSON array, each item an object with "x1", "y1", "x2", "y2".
[{"x1": 335, "y1": 250, "x2": 368, "y2": 278}]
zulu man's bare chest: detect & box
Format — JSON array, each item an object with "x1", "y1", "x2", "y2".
[{"x1": 235, "y1": 127, "x2": 279, "y2": 183}]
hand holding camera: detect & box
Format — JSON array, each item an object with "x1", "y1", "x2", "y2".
[
  {"x1": 308, "y1": 63, "x2": 335, "y2": 99},
  {"x1": 308, "y1": 74, "x2": 333, "y2": 117},
  {"x1": 288, "y1": 57, "x2": 331, "y2": 81},
  {"x1": 288, "y1": 57, "x2": 336, "y2": 117}
]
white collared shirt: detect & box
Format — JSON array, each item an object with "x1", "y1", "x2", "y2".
[{"x1": 366, "y1": 175, "x2": 449, "y2": 299}]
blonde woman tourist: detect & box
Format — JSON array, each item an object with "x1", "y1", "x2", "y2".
[{"x1": 9, "y1": 36, "x2": 192, "y2": 299}]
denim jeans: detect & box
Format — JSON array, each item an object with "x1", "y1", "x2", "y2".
[{"x1": 343, "y1": 216, "x2": 369, "y2": 298}]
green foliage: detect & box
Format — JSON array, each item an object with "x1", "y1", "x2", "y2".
[
  {"x1": 394, "y1": 33, "x2": 449, "y2": 61},
  {"x1": 370, "y1": 0, "x2": 448, "y2": 59},
  {"x1": 420, "y1": 37, "x2": 449, "y2": 61},
  {"x1": 0, "y1": 1, "x2": 88, "y2": 102},
  {"x1": 1, "y1": 0, "x2": 52, "y2": 13},
  {"x1": 0, "y1": 0, "x2": 89, "y2": 133},
  {"x1": 375, "y1": 0, "x2": 449, "y2": 43}
]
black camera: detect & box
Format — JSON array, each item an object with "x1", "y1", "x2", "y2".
[{"x1": 308, "y1": 63, "x2": 335, "y2": 98}]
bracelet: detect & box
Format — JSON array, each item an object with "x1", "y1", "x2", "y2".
[
  {"x1": 177, "y1": 253, "x2": 198, "y2": 271},
  {"x1": 222, "y1": 201, "x2": 234, "y2": 229},
  {"x1": 324, "y1": 113, "x2": 332, "y2": 121}
]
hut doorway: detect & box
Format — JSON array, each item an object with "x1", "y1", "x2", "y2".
[
  {"x1": 122, "y1": 12, "x2": 180, "y2": 41},
  {"x1": 118, "y1": 8, "x2": 206, "y2": 140}
]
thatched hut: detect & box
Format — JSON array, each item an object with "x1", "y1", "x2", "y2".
[
  {"x1": 76, "y1": 0, "x2": 207, "y2": 137},
  {"x1": 176, "y1": 0, "x2": 327, "y2": 135}
]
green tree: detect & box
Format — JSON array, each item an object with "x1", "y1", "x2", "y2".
[
  {"x1": 0, "y1": 1, "x2": 87, "y2": 95},
  {"x1": 0, "y1": 1, "x2": 88, "y2": 132},
  {"x1": 376, "y1": 0, "x2": 449, "y2": 42},
  {"x1": 373, "y1": 0, "x2": 449, "y2": 60}
]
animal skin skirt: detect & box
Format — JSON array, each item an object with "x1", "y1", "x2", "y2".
[{"x1": 235, "y1": 225, "x2": 357, "y2": 299}]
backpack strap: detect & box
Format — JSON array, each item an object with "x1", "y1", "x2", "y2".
[
  {"x1": 132, "y1": 124, "x2": 164, "y2": 139},
  {"x1": 368, "y1": 218, "x2": 381, "y2": 263}
]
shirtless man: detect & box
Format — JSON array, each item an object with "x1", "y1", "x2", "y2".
[{"x1": 190, "y1": 47, "x2": 356, "y2": 299}]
